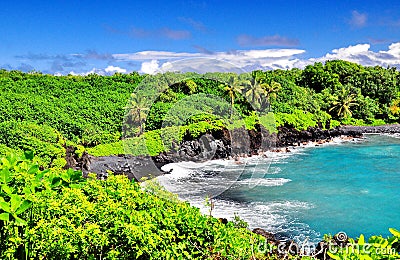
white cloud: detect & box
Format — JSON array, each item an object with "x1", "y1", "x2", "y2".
[
  {"x1": 114, "y1": 48, "x2": 306, "y2": 73},
  {"x1": 50, "y1": 42, "x2": 400, "y2": 75},
  {"x1": 312, "y1": 42, "x2": 400, "y2": 67},
  {"x1": 104, "y1": 65, "x2": 127, "y2": 73},
  {"x1": 139, "y1": 59, "x2": 160, "y2": 74}
]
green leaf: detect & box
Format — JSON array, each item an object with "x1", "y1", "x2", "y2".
[
  {"x1": 10, "y1": 194, "x2": 22, "y2": 213},
  {"x1": 1, "y1": 184, "x2": 13, "y2": 195},
  {"x1": 35, "y1": 170, "x2": 46, "y2": 181},
  {"x1": 0, "y1": 201, "x2": 10, "y2": 213},
  {"x1": 358, "y1": 234, "x2": 365, "y2": 245},
  {"x1": 0, "y1": 212, "x2": 9, "y2": 221},
  {"x1": 22, "y1": 185, "x2": 33, "y2": 195},
  {"x1": 15, "y1": 200, "x2": 32, "y2": 215},
  {"x1": 13, "y1": 215, "x2": 27, "y2": 226},
  {"x1": 27, "y1": 165, "x2": 39, "y2": 175},
  {"x1": 389, "y1": 228, "x2": 400, "y2": 237},
  {"x1": 0, "y1": 168, "x2": 11, "y2": 184},
  {"x1": 24, "y1": 151, "x2": 34, "y2": 160},
  {"x1": 70, "y1": 184, "x2": 82, "y2": 189},
  {"x1": 327, "y1": 252, "x2": 341, "y2": 260},
  {"x1": 60, "y1": 171, "x2": 70, "y2": 182},
  {"x1": 1, "y1": 158, "x2": 11, "y2": 168},
  {"x1": 51, "y1": 177, "x2": 61, "y2": 187}
]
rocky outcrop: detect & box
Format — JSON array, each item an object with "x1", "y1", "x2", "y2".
[
  {"x1": 340, "y1": 124, "x2": 400, "y2": 134},
  {"x1": 252, "y1": 228, "x2": 278, "y2": 243},
  {"x1": 82, "y1": 155, "x2": 165, "y2": 181},
  {"x1": 68, "y1": 124, "x2": 400, "y2": 180},
  {"x1": 276, "y1": 126, "x2": 362, "y2": 147}
]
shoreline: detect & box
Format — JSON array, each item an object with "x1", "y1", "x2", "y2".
[
  {"x1": 155, "y1": 131, "x2": 400, "y2": 253},
  {"x1": 78, "y1": 124, "x2": 400, "y2": 181},
  {"x1": 76, "y1": 125, "x2": 400, "y2": 256}
]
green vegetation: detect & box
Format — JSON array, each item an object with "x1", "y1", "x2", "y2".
[
  {"x1": 1, "y1": 61, "x2": 399, "y2": 160},
  {"x1": 1, "y1": 61, "x2": 400, "y2": 258},
  {"x1": 326, "y1": 230, "x2": 400, "y2": 259},
  {"x1": 0, "y1": 153, "x2": 270, "y2": 259},
  {"x1": 1, "y1": 153, "x2": 399, "y2": 259}
]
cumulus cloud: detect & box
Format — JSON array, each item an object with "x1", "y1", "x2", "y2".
[
  {"x1": 17, "y1": 63, "x2": 35, "y2": 72},
  {"x1": 68, "y1": 68, "x2": 106, "y2": 76},
  {"x1": 349, "y1": 10, "x2": 367, "y2": 28},
  {"x1": 68, "y1": 66, "x2": 130, "y2": 76},
  {"x1": 139, "y1": 60, "x2": 160, "y2": 74},
  {"x1": 105, "y1": 65, "x2": 127, "y2": 73},
  {"x1": 311, "y1": 42, "x2": 400, "y2": 67},
  {"x1": 237, "y1": 34, "x2": 299, "y2": 47},
  {"x1": 113, "y1": 42, "x2": 400, "y2": 74},
  {"x1": 11, "y1": 41, "x2": 400, "y2": 75},
  {"x1": 193, "y1": 45, "x2": 214, "y2": 54},
  {"x1": 114, "y1": 48, "x2": 306, "y2": 74},
  {"x1": 114, "y1": 51, "x2": 201, "y2": 61}
]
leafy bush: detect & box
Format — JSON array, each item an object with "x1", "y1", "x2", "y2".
[
  {"x1": 0, "y1": 153, "x2": 269, "y2": 259},
  {"x1": 0, "y1": 70, "x2": 143, "y2": 145},
  {"x1": 275, "y1": 110, "x2": 317, "y2": 130},
  {"x1": 340, "y1": 117, "x2": 366, "y2": 126},
  {"x1": 0, "y1": 121, "x2": 66, "y2": 167},
  {"x1": 0, "y1": 144, "x2": 21, "y2": 158},
  {"x1": 327, "y1": 230, "x2": 400, "y2": 260}
]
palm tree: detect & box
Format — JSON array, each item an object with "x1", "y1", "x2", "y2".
[
  {"x1": 125, "y1": 93, "x2": 149, "y2": 135},
  {"x1": 329, "y1": 86, "x2": 358, "y2": 119},
  {"x1": 250, "y1": 71, "x2": 281, "y2": 112},
  {"x1": 238, "y1": 74, "x2": 266, "y2": 112},
  {"x1": 263, "y1": 81, "x2": 281, "y2": 99},
  {"x1": 220, "y1": 75, "x2": 241, "y2": 118}
]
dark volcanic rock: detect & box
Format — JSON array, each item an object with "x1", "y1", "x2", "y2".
[
  {"x1": 64, "y1": 146, "x2": 77, "y2": 169},
  {"x1": 276, "y1": 126, "x2": 363, "y2": 147},
  {"x1": 340, "y1": 124, "x2": 400, "y2": 134},
  {"x1": 252, "y1": 228, "x2": 278, "y2": 243},
  {"x1": 68, "y1": 124, "x2": 400, "y2": 181},
  {"x1": 81, "y1": 155, "x2": 165, "y2": 181}
]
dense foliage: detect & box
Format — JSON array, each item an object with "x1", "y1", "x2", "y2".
[
  {"x1": 0, "y1": 153, "x2": 271, "y2": 259},
  {"x1": 1, "y1": 62, "x2": 400, "y2": 258},
  {"x1": 0, "y1": 70, "x2": 142, "y2": 146},
  {"x1": 1, "y1": 153, "x2": 399, "y2": 259},
  {"x1": 1, "y1": 61, "x2": 399, "y2": 160}
]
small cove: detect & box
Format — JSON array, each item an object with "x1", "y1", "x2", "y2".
[{"x1": 158, "y1": 134, "x2": 400, "y2": 243}]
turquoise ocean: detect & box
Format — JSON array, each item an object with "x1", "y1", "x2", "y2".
[{"x1": 158, "y1": 134, "x2": 400, "y2": 243}]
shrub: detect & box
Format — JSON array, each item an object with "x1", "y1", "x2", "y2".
[
  {"x1": 0, "y1": 153, "x2": 269, "y2": 259},
  {"x1": 275, "y1": 110, "x2": 317, "y2": 130},
  {"x1": 0, "y1": 121, "x2": 66, "y2": 167}
]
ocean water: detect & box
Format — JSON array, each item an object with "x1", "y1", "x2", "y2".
[{"x1": 158, "y1": 134, "x2": 400, "y2": 243}]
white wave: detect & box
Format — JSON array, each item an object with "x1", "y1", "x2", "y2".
[
  {"x1": 236, "y1": 178, "x2": 291, "y2": 187},
  {"x1": 381, "y1": 133, "x2": 400, "y2": 139},
  {"x1": 268, "y1": 166, "x2": 281, "y2": 174},
  {"x1": 160, "y1": 163, "x2": 194, "y2": 179},
  {"x1": 183, "y1": 197, "x2": 319, "y2": 242}
]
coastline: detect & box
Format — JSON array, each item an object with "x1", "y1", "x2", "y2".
[
  {"x1": 155, "y1": 130, "x2": 400, "y2": 255},
  {"x1": 77, "y1": 124, "x2": 400, "y2": 181},
  {"x1": 75, "y1": 125, "x2": 400, "y2": 257}
]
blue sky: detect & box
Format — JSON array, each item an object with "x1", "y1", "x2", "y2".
[{"x1": 1, "y1": 0, "x2": 400, "y2": 74}]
